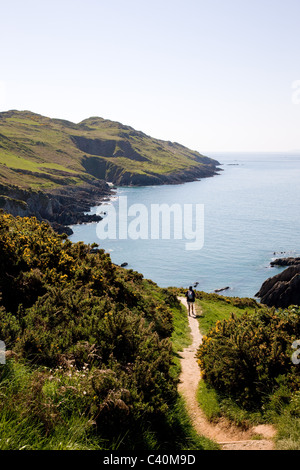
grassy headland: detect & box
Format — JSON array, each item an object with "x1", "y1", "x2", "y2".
[
  {"x1": 0, "y1": 110, "x2": 220, "y2": 234},
  {"x1": 0, "y1": 110, "x2": 219, "y2": 188}
]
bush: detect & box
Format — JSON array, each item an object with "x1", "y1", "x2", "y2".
[
  {"x1": 0, "y1": 212, "x2": 180, "y2": 448},
  {"x1": 196, "y1": 307, "x2": 300, "y2": 409}
]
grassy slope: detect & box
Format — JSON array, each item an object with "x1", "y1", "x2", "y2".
[
  {"x1": 0, "y1": 110, "x2": 219, "y2": 191},
  {"x1": 0, "y1": 112, "x2": 90, "y2": 190},
  {"x1": 76, "y1": 116, "x2": 218, "y2": 175},
  {"x1": 196, "y1": 292, "x2": 260, "y2": 335},
  {"x1": 0, "y1": 213, "x2": 216, "y2": 450}
]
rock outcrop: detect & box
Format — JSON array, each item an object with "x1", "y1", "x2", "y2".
[
  {"x1": 255, "y1": 265, "x2": 300, "y2": 308},
  {"x1": 270, "y1": 257, "x2": 300, "y2": 267},
  {"x1": 0, "y1": 179, "x2": 112, "y2": 235},
  {"x1": 214, "y1": 287, "x2": 230, "y2": 293}
]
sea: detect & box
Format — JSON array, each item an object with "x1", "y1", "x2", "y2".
[{"x1": 69, "y1": 152, "x2": 300, "y2": 299}]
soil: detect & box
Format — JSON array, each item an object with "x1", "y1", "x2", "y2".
[{"x1": 177, "y1": 297, "x2": 277, "y2": 451}]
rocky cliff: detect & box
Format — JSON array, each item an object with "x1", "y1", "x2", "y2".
[
  {"x1": 255, "y1": 265, "x2": 300, "y2": 308},
  {"x1": 81, "y1": 154, "x2": 219, "y2": 186},
  {"x1": 0, "y1": 180, "x2": 112, "y2": 235}
]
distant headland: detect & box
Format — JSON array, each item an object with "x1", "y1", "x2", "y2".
[{"x1": 0, "y1": 110, "x2": 220, "y2": 234}]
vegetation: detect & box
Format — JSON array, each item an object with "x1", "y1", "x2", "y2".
[
  {"x1": 195, "y1": 291, "x2": 261, "y2": 335},
  {"x1": 195, "y1": 291, "x2": 300, "y2": 449},
  {"x1": 4, "y1": 213, "x2": 300, "y2": 450},
  {"x1": 0, "y1": 110, "x2": 219, "y2": 191},
  {"x1": 0, "y1": 211, "x2": 214, "y2": 450}
]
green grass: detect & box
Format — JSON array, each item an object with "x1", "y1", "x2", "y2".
[
  {"x1": 267, "y1": 389, "x2": 300, "y2": 450},
  {"x1": 196, "y1": 292, "x2": 261, "y2": 335},
  {"x1": 197, "y1": 381, "x2": 266, "y2": 429},
  {"x1": 157, "y1": 394, "x2": 219, "y2": 451},
  {"x1": 0, "y1": 151, "x2": 43, "y2": 171},
  {"x1": 196, "y1": 381, "x2": 222, "y2": 422},
  {"x1": 0, "y1": 152, "x2": 77, "y2": 175},
  {"x1": 38, "y1": 162, "x2": 79, "y2": 173},
  {"x1": 275, "y1": 413, "x2": 300, "y2": 450},
  {"x1": 170, "y1": 300, "x2": 193, "y2": 377},
  {"x1": 0, "y1": 361, "x2": 107, "y2": 450}
]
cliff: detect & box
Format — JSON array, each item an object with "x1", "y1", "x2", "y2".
[
  {"x1": 255, "y1": 265, "x2": 300, "y2": 308},
  {"x1": 0, "y1": 180, "x2": 111, "y2": 235}
]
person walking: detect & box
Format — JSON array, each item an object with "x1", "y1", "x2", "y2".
[{"x1": 185, "y1": 286, "x2": 196, "y2": 316}]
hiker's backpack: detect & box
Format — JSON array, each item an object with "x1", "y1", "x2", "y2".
[{"x1": 187, "y1": 290, "x2": 194, "y2": 300}]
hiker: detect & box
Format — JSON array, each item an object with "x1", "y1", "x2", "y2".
[{"x1": 185, "y1": 286, "x2": 196, "y2": 316}]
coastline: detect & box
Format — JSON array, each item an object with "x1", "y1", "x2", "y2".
[
  {"x1": 0, "y1": 179, "x2": 113, "y2": 236},
  {"x1": 65, "y1": 167, "x2": 221, "y2": 234},
  {"x1": 67, "y1": 152, "x2": 300, "y2": 301}
]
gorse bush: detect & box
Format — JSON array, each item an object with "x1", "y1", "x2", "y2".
[
  {"x1": 0, "y1": 211, "x2": 184, "y2": 448},
  {"x1": 197, "y1": 307, "x2": 300, "y2": 409}
]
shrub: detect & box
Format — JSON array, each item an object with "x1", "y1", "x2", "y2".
[
  {"x1": 0, "y1": 212, "x2": 180, "y2": 448},
  {"x1": 196, "y1": 307, "x2": 300, "y2": 409}
]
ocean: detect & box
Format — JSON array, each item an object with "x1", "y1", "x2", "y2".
[{"x1": 69, "y1": 152, "x2": 300, "y2": 299}]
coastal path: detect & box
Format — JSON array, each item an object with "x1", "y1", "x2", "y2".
[{"x1": 177, "y1": 297, "x2": 277, "y2": 451}]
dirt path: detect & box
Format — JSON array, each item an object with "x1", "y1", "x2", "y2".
[{"x1": 177, "y1": 297, "x2": 277, "y2": 450}]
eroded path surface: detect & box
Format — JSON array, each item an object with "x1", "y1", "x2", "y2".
[{"x1": 177, "y1": 297, "x2": 276, "y2": 450}]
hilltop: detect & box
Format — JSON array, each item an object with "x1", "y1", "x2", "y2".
[{"x1": 0, "y1": 110, "x2": 220, "y2": 233}]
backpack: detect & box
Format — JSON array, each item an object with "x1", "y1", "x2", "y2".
[{"x1": 187, "y1": 290, "x2": 194, "y2": 300}]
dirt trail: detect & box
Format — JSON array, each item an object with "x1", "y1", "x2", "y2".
[{"x1": 177, "y1": 296, "x2": 277, "y2": 450}]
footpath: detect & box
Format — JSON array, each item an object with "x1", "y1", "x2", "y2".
[{"x1": 177, "y1": 297, "x2": 276, "y2": 451}]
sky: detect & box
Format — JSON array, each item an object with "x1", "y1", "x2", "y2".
[{"x1": 1, "y1": 0, "x2": 300, "y2": 153}]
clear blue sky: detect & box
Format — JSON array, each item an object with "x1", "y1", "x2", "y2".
[{"x1": 1, "y1": 0, "x2": 300, "y2": 152}]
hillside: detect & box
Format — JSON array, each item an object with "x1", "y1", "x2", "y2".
[
  {"x1": 0, "y1": 110, "x2": 219, "y2": 187},
  {"x1": 2, "y1": 213, "x2": 299, "y2": 451},
  {"x1": 0, "y1": 110, "x2": 220, "y2": 233},
  {"x1": 0, "y1": 211, "x2": 216, "y2": 450}
]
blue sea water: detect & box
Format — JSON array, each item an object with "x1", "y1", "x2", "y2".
[{"x1": 69, "y1": 153, "x2": 300, "y2": 299}]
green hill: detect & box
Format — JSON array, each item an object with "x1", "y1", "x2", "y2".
[
  {"x1": 0, "y1": 110, "x2": 219, "y2": 188},
  {"x1": 0, "y1": 110, "x2": 220, "y2": 233}
]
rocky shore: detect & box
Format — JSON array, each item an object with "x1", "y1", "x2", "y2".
[
  {"x1": 0, "y1": 179, "x2": 113, "y2": 235},
  {"x1": 0, "y1": 162, "x2": 220, "y2": 236},
  {"x1": 256, "y1": 259, "x2": 300, "y2": 308},
  {"x1": 270, "y1": 257, "x2": 300, "y2": 267}
]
